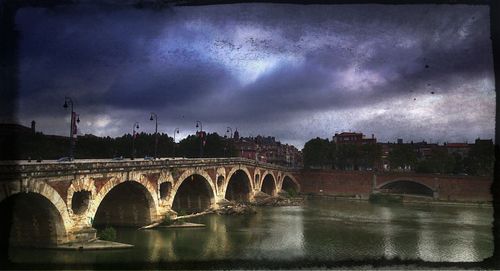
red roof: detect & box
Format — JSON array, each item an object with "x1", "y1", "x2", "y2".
[{"x1": 446, "y1": 143, "x2": 469, "y2": 148}]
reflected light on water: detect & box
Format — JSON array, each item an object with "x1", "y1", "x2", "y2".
[{"x1": 378, "y1": 206, "x2": 396, "y2": 259}]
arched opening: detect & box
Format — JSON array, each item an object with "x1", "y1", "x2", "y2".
[
  {"x1": 93, "y1": 181, "x2": 154, "y2": 227},
  {"x1": 160, "y1": 182, "x2": 172, "y2": 200},
  {"x1": 261, "y1": 174, "x2": 276, "y2": 196},
  {"x1": 0, "y1": 193, "x2": 66, "y2": 248},
  {"x1": 217, "y1": 175, "x2": 224, "y2": 192},
  {"x1": 282, "y1": 176, "x2": 299, "y2": 196},
  {"x1": 225, "y1": 170, "x2": 252, "y2": 202},
  {"x1": 172, "y1": 174, "x2": 214, "y2": 214},
  {"x1": 379, "y1": 180, "x2": 434, "y2": 197},
  {"x1": 71, "y1": 190, "x2": 91, "y2": 215}
]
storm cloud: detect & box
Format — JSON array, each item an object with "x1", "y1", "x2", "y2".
[{"x1": 13, "y1": 3, "x2": 495, "y2": 148}]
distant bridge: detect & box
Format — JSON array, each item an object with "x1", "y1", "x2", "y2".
[{"x1": 0, "y1": 158, "x2": 300, "y2": 247}]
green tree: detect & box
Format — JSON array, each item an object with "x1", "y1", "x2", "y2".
[
  {"x1": 335, "y1": 144, "x2": 359, "y2": 170},
  {"x1": 388, "y1": 144, "x2": 417, "y2": 171},
  {"x1": 302, "y1": 138, "x2": 332, "y2": 169},
  {"x1": 465, "y1": 141, "x2": 494, "y2": 176},
  {"x1": 416, "y1": 147, "x2": 454, "y2": 174},
  {"x1": 359, "y1": 144, "x2": 382, "y2": 169}
]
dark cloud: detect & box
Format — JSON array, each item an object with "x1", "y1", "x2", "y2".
[{"x1": 14, "y1": 4, "x2": 494, "y2": 148}]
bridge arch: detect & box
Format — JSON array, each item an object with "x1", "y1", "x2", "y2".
[
  {"x1": 224, "y1": 167, "x2": 254, "y2": 202},
  {"x1": 67, "y1": 177, "x2": 96, "y2": 217},
  {"x1": 158, "y1": 170, "x2": 175, "y2": 203},
  {"x1": 89, "y1": 176, "x2": 159, "y2": 227},
  {"x1": 0, "y1": 181, "x2": 70, "y2": 246},
  {"x1": 253, "y1": 168, "x2": 262, "y2": 189},
  {"x1": 216, "y1": 167, "x2": 227, "y2": 195},
  {"x1": 377, "y1": 179, "x2": 435, "y2": 198},
  {"x1": 260, "y1": 171, "x2": 277, "y2": 196},
  {"x1": 169, "y1": 169, "x2": 216, "y2": 214},
  {"x1": 281, "y1": 174, "x2": 300, "y2": 194}
]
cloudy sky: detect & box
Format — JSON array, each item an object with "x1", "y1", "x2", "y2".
[{"x1": 13, "y1": 3, "x2": 495, "y2": 149}]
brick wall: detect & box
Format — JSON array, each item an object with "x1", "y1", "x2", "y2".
[{"x1": 297, "y1": 170, "x2": 493, "y2": 202}]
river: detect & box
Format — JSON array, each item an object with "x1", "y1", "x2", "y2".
[{"x1": 7, "y1": 197, "x2": 493, "y2": 266}]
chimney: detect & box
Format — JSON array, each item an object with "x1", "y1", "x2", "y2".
[{"x1": 31, "y1": 120, "x2": 36, "y2": 134}]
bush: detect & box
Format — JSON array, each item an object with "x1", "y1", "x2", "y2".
[
  {"x1": 163, "y1": 216, "x2": 174, "y2": 225},
  {"x1": 369, "y1": 193, "x2": 402, "y2": 204},
  {"x1": 98, "y1": 226, "x2": 116, "y2": 241},
  {"x1": 286, "y1": 188, "x2": 298, "y2": 198}
]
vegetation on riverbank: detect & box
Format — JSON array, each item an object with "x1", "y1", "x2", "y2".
[
  {"x1": 98, "y1": 227, "x2": 117, "y2": 241},
  {"x1": 369, "y1": 193, "x2": 403, "y2": 204}
]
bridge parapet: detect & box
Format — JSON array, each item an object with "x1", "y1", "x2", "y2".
[{"x1": 0, "y1": 158, "x2": 299, "y2": 180}]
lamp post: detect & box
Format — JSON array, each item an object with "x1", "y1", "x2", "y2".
[
  {"x1": 195, "y1": 120, "x2": 203, "y2": 158},
  {"x1": 150, "y1": 113, "x2": 158, "y2": 159},
  {"x1": 132, "y1": 122, "x2": 139, "y2": 160},
  {"x1": 173, "y1": 128, "x2": 179, "y2": 157},
  {"x1": 63, "y1": 97, "x2": 79, "y2": 161},
  {"x1": 226, "y1": 127, "x2": 233, "y2": 139}
]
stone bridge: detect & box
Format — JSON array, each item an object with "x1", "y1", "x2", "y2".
[{"x1": 0, "y1": 158, "x2": 300, "y2": 247}]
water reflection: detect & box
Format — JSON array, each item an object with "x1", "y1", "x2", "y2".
[
  {"x1": 7, "y1": 198, "x2": 493, "y2": 265},
  {"x1": 378, "y1": 206, "x2": 396, "y2": 259}
]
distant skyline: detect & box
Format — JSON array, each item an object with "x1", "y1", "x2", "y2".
[{"x1": 11, "y1": 3, "x2": 495, "y2": 149}]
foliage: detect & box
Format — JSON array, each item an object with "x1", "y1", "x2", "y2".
[
  {"x1": 388, "y1": 144, "x2": 417, "y2": 170},
  {"x1": 285, "y1": 188, "x2": 298, "y2": 198},
  {"x1": 303, "y1": 138, "x2": 333, "y2": 169},
  {"x1": 98, "y1": 227, "x2": 116, "y2": 241},
  {"x1": 464, "y1": 141, "x2": 494, "y2": 176},
  {"x1": 415, "y1": 148, "x2": 455, "y2": 174},
  {"x1": 162, "y1": 216, "x2": 174, "y2": 225},
  {"x1": 0, "y1": 131, "x2": 238, "y2": 160},
  {"x1": 369, "y1": 193, "x2": 402, "y2": 204}
]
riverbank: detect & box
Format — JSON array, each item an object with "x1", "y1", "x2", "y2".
[
  {"x1": 306, "y1": 194, "x2": 493, "y2": 208},
  {"x1": 56, "y1": 239, "x2": 133, "y2": 250}
]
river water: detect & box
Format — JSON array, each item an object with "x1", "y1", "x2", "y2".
[{"x1": 8, "y1": 197, "x2": 493, "y2": 266}]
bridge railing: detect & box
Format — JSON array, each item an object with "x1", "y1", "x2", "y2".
[{"x1": 0, "y1": 157, "x2": 300, "y2": 180}]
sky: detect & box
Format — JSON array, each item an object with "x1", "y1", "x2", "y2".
[{"x1": 12, "y1": 3, "x2": 495, "y2": 149}]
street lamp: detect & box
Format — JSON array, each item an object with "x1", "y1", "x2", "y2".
[
  {"x1": 173, "y1": 128, "x2": 179, "y2": 157},
  {"x1": 63, "y1": 97, "x2": 79, "y2": 161},
  {"x1": 196, "y1": 120, "x2": 204, "y2": 158},
  {"x1": 150, "y1": 113, "x2": 158, "y2": 159},
  {"x1": 226, "y1": 127, "x2": 233, "y2": 139},
  {"x1": 131, "y1": 122, "x2": 139, "y2": 160}
]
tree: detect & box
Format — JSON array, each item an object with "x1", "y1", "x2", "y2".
[
  {"x1": 335, "y1": 144, "x2": 359, "y2": 170},
  {"x1": 359, "y1": 144, "x2": 382, "y2": 170},
  {"x1": 302, "y1": 138, "x2": 332, "y2": 169},
  {"x1": 465, "y1": 141, "x2": 494, "y2": 176},
  {"x1": 388, "y1": 144, "x2": 417, "y2": 171}
]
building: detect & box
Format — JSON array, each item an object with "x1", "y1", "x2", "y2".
[
  {"x1": 232, "y1": 132, "x2": 303, "y2": 168},
  {"x1": 333, "y1": 132, "x2": 376, "y2": 145},
  {"x1": 444, "y1": 142, "x2": 470, "y2": 158}
]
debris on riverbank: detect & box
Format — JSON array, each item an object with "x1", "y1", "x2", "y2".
[
  {"x1": 216, "y1": 202, "x2": 257, "y2": 215},
  {"x1": 252, "y1": 191, "x2": 305, "y2": 207},
  {"x1": 159, "y1": 222, "x2": 206, "y2": 228}
]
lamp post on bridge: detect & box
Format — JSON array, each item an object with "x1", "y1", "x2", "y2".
[
  {"x1": 173, "y1": 128, "x2": 179, "y2": 157},
  {"x1": 195, "y1": 120, "x2": 204, "y2": 158},
  {"x1": 63, "y1": 97, "x2": 79, "y2": 161},
  {"x1": 131, "y1": 122, "x2": 139, "y2": 160},
  {"x1": 150, "y1": 113, "x2": 158, "y2": 159},
  {"x1": 224, "y1": 127, "x2": 234, "y2": 157}
]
